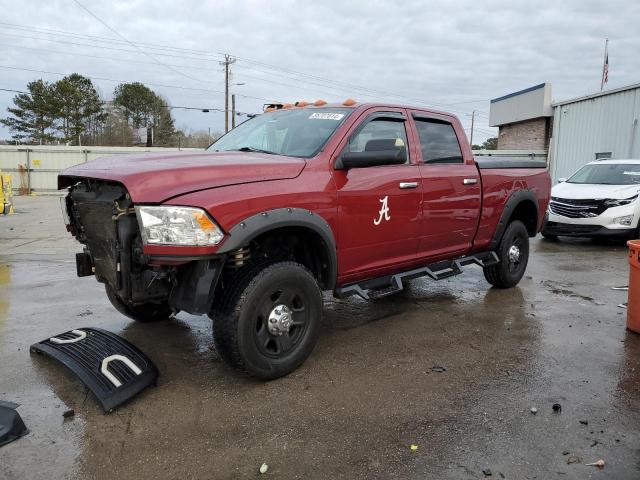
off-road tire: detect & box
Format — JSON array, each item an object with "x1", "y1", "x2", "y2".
[
  {"x1": 212, "y1": 261, "x2": 322, "y2": 380},
  {"x1": 105, "y1": 284, "x2": 173, "y2": 323},
  {"x1": 484, "y1": 220, "x2": 530, "y2": 288}
]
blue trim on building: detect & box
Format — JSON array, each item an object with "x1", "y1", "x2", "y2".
[{"x1": 491, "y1": 83, "x2": 546, "y2": 104}]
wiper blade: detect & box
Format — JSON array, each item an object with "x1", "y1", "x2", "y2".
[{"x1": 235, "y1": 146, "x2": 276, "y2": 155}]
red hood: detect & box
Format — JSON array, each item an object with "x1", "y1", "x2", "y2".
[{"x1": 58, "y1": 151, "x2": 306, "y2": 203}]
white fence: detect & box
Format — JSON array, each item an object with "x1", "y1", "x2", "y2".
[
  {"x1": 0, "y1": 145, "x2": 200, "y2": 194},
  {"x1": 0, "y1": 145, "x2": 548, "y2": 194}
]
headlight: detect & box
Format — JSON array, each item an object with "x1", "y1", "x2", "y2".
[
  {"x1": 604, "y1": 195, "x2": 638, "y2": 207},
  {"x1": 135, "y1": 206, "x2": 224, "y2": 246}
]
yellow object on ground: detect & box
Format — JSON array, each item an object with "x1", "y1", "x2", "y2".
[{"x1": 1, "y1": 172, "x2": 14, "y2": 215}]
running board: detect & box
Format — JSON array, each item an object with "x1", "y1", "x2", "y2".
[
  {"x1": 335, "y1": 251, "x2": 499, "y2": 300},
  {"x1": 31, "y1": 328, "x2": 158, "y2": 413}
]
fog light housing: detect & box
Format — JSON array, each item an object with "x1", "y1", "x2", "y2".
[{"x1": 613, "y1": 215, "x2": 634, "y2": 226}]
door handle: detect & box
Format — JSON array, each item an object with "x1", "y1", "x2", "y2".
[
  {"x1": 399, "y1": 182, "x2": 419, "y2": 189},
  {"x1": 463, "y1": 178, "x2": 478, "y2": 185}
]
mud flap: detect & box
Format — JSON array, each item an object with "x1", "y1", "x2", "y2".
[
  {"x1": 0, "y1": 401, "x2": 28, "y2": 447},
  {"x1": 30, "y1": 328, "x2": 158, "y2": 413}
]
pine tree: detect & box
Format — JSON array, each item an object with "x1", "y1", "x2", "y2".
[
  {"x1": 153, "y1": 97, "x2": 176, "y2": 147},
  {"x1": 0, "y1": 80, "x2": 57, "y2": 144},
  {"x1": 52, "y1": 74, "x2": 105, "y2": 145}
]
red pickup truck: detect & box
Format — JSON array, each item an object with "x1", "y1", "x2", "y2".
[{"x1": 59, "y1": 101, "x2": 551, "y2": 379}]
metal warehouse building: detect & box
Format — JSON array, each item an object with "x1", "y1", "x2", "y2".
[
  {"x1": 549, "y1": 82, "x2": 640, "y2": 182},
  {"x1": 490, "y1": 82, "x2": 640, "y2": 183}
]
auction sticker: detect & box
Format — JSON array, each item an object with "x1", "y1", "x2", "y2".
[{"x1": 309, "y1": 112, "x2": 344, "y2": 120}]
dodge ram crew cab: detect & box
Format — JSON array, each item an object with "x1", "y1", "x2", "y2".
[{"x1": 59, "y1": 101, "x2": 551, "y2": 379}]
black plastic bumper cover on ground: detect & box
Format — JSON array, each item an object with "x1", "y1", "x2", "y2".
[
  {"x1": 0, "y1": 401, "x2": 28, "y2": 447},
  {"x1": 30, "y1": 328, "x2": 158, "y2": 412}
]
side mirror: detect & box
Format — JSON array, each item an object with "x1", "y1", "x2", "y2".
[
  {"x1": 336, "y1": 149, "x2": 406, "y2": 170},
  {"x1": 558, "y1": 177, "x2": 567, "y2": 183}
]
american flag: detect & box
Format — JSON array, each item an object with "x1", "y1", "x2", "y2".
[{"x1": 601, "y1": 39, "x2": 609, "y2": 91}]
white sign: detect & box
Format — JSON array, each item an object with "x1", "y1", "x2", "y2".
[{"x1": 309, "y1": 112, "x2": 344, "y2": 120}]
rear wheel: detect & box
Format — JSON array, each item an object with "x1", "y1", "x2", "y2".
[
  {"x1": 484, "y1": 220, "x2": 530, "y2": 288},
  {"x1": 105, "y1": 284, "x2": 173, "y2": 323},
  {"x1": 212, "y1": 261, "x2": 322, "y2": 380}
]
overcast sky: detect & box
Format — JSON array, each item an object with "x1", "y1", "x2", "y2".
[{"x1": 1, "y1": 0, "x2": 638, "y2": 143}]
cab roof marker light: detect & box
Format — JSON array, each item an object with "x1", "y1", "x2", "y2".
[
  {"x1": 342, "y1": 98, "x2": 356, "y2": 106},
  {"x1": 314, "y1": 99, "x2": 327, "y2": 106}
]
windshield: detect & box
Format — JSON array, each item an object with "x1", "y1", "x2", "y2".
[
  {"x1": 208, "y1": 108, "x2": 352, "y2": 158},
  {"x1": 567, "y1": 163, "x2": 640, "y2": 185}
]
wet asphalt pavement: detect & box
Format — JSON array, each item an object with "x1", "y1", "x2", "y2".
[{"x1": 0, "y1": 196, "x2": 639, "y2": 480}]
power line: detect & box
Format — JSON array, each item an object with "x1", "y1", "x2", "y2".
[
  {"x1": 0, "y1": 41, "x2": 217, "y2": 73},
  {"x1": 0, "y1": 22, "x2": 488, "y2": 114},
  {"x1": 0, "y1": 87, "x2": 28, "y2": 94},
  {"x1": 0, "y1": 21, "x2": 225, "y2": 58},
  {"x1": 70, "y1": 0, "x2": 205, "y2": 85},
  {"x1": 0, "y1": 64, "x2": 273, "y2": 102},
  {"x1": 0, "y1": 32, "x2": 403, "y2": 104},
  {"x1": 0, "y1": 86, "x2": 255, "y2": 116},
  {"x1": 1, "y1": 41, "x2": 385, "y2": 104}
]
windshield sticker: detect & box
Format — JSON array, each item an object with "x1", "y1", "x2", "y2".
[
  {"x1": 623, "y1": 171, "x2": 640, "y2": 175},
  {"x1": 309, "y1": 112, "x2": 344, "y2": 120}
]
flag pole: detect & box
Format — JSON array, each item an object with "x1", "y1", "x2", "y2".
[{"x1": 600, "y1": 37, "x2": 609, "y2": 91}]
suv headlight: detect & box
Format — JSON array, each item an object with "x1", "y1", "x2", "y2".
[
  {"x1": 135, "y1": 206, "x2": 224, "y2": 246},
  {"x1": 604, "y1": 195, "x2": 638, "y2": 207}
]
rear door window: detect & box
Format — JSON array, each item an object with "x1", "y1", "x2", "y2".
[{"x1": 414, "y1": 119, "x2": 463, "y2": 164}]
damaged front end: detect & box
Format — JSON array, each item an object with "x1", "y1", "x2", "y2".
[{"x1": 64, "y1": 180, "x2": 223, "y2": 316}]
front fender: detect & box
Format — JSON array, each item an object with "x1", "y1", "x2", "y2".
[{"x1": 217, "y1": 207, "x2": 338, "y2": 289}]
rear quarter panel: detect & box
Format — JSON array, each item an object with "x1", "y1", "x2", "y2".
[{"x1": 473, "y1": 168, "x2": 551, "y2": 251}]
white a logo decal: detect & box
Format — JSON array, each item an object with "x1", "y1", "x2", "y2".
[{"x1": 374, "y1": 196, "x2": 391, "y2": 225}]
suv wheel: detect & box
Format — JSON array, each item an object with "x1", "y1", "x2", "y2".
[
  {"x1": 105, "y1": 284, "x2": 173, "y2": 322},
  {"x1": 212, "y1": 261, "x2": 322, "y2": 380},
  {"x1": 484, "y1": 220, "x2": 530, "y2": 288}
]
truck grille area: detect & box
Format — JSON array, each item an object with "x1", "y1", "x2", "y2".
[
  {"x1": 68, "y1": 181, "x2": 129, "y2": 288},
  {"x1": 549, "y1": 197, "x2": 609, "y2": 219}
]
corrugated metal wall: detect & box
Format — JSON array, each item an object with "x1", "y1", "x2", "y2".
[
  {"x1": 0, "y1": 145, "x2": 200, "y2": 193},
  {"x1": 549, "y1": 86, "x2": 640, "y2": 182}
]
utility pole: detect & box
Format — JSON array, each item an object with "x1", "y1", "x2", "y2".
[
  {"x1": 469, "y1": 110, "x2": 476, "y2": 147},
  {"x1": 220, "y1": 54, "x2": 236, "y2": 133},
  {"x1": 231, "y1": 94, "x2": 236, "y2": 129}
]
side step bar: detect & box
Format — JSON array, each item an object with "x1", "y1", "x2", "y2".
[
  {"x1": 31, "y1": 328, "x2": 158, "y2": 413},
  {"x1": 335, "y1": 251, "x2": 499, "y2": 300}
]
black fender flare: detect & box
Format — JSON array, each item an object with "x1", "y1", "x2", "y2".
[
  {"x1": 217, "y1": 208, "x2": 338, "y2": 289},
  {"x1": 489, "y1": 190, "x2": 539, "y2": 250}
]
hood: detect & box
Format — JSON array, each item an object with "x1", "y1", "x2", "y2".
[
  {"x1": 552, "y1": 181, "x2": 640, "y2": 200},
  {"x1": 58, "y1": 151, "x2": 306, "y2": 203}
]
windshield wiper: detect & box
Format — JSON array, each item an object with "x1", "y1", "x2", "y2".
[{"x1": 234, "y1": 146, "x2": 276, "y2": 155}]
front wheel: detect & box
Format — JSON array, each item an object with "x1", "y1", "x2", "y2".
[
  {"x1": 212, "y1": 261, "x2": 322, "y2": 380},
  {"x1": 484, "y1": 220, "x2": 530, "y2": 288}
]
